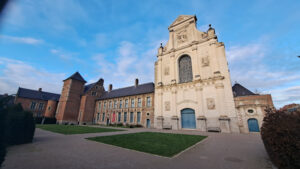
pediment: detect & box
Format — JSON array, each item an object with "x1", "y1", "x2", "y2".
[{"x1": 169, "y1": 15, "x2": 196, "y2": 28}]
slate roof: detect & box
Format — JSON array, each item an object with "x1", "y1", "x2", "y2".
[
  {"x1": 17, "y1": 87, "x2": 60, "y2": 101},
  {"x1": 84, "y1": 83, "x2": 96, "y2": 93},
  {"x1": 64, "y1": 72, "x2": 86, "y2": 83},
  {"x1": 232, "y1": 83, "x2": 256, "y2": 97},
  {"x1": 97, "y1": 82, "x2": 154, "y2": 100}
]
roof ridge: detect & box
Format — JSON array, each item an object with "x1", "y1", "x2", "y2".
[
  {"x1": 18, "y1": 87, "x2": 60, "y2": 96},
  {"x1": 107, "y1": 82, "x2": 154, "y2": 92}
]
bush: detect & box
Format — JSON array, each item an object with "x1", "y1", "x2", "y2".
[
  {"x1": 5, "y1": 104, "x2": 36, "y2": 145},
  {"x1": 0, "y1": 108, "x2": 7, "y2": 167},
  {"x1": 261, "y1": 108, "x2": 300, "y2": 169}
]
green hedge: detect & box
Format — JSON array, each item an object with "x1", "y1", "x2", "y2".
[
  {"x1": 261, "y1": 108, "x2": 300, "y2": 169},
  {"x1": 0, "y1": 103, "x2": 36, "y2": 167},
  {"x1": 0, "y1": 108, "x2": 7, "y2": 167}
]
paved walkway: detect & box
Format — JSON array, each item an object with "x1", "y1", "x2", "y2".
[{"x1": 2, "y1": 127, "x2": 273, "y2": 169}]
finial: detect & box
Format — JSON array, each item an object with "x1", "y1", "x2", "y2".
[{"x1": 160, "y1": 43, "x2": 163, "y2": 48}]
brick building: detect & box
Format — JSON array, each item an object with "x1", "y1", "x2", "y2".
[
  {"x1": 95, "y1": 79, "x2": 154, "y2": 128},
  {"x1": 15, "y1": 87, "x2": 60, "y2": 118}
]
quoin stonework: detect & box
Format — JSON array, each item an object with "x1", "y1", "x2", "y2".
[{"x1": 14, "y1": 15, "x2": 274, "y2": 133}]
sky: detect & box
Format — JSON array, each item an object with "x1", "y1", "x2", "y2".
[{"x1": 0, "y1": 0, "x2": 299, "y2": 108}]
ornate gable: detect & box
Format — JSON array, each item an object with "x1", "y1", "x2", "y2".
[{"x1": 168, "y1": 15, "x2": 196, "y2": 29}]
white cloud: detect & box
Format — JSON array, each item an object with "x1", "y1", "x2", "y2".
[
  {"x1": 50, "y1": 48, "x2": 82, "y2": 62},
  {"x1": 0, "y1": 35, "x2": 43, "y2": 45},
  {"x1": 91, "y1": 40, "x2": 160, "y2": 89},
  {"x1": 227, "y1": 42, "x2": 300, "y2": 108},
  {"x1": 0, "y1": 57, "x2": 65, "y2": 95}
]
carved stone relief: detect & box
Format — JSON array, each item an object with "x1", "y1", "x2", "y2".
[
  {"x1": 165, "y1": 101, "x2": 170, "y2": 111},
  {"x1": 207, "y1": 98, "x2": 215, "y2": 110},
  {"x1": 164, "y1": 67, "x2": 170, "y2": 75},
  {"x1": 202, "y1": 56, "x2": 209, "y2": 67},
  {"x1": 176, "y1": 30, "x2": 188, "y2": 44}
]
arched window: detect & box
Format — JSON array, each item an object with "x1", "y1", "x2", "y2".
[{"x1": 179, "y1": 55, "x2": 193, "y2": 83}]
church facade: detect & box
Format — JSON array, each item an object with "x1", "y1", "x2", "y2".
[{"x1": 14, "y1": 15, "x2": 274, "y2": 133}]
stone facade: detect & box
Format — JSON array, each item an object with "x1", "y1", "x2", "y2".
[
  {"x1": 154, "y1": 15, "x2": 239, "y2": 133},
  {"x1": 235, "y1": 94, "x2": 274, "y2": 133},
  {"x1": 95, "y1": 92, "x2": 154, "y2": 128}
]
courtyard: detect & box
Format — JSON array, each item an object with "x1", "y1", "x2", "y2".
[{"x1": 1, "y1": 126, "x2": 273, "y2": 169}]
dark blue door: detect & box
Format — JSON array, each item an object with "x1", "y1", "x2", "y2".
[
  {"x1": 248, "y1": 118, "x2": 259, "y2": 132},
  {"x1": 181, "y1": 108, "x2": 196, "y2": 129},
  {"x1": 146, "y1": 119, "x2": 150, "y2": 128}
]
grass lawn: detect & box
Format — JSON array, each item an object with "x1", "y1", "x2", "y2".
[
  {"x1": 87, "y1": 132, "x2": 206, "y2": 157},
  {"x1": 37, "y1": 124, "x2": 124, "y2": 135}
]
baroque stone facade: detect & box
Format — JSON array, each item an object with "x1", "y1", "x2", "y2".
[{"x1": 154, "y1": 15, "x2": 239, "y2": 133}]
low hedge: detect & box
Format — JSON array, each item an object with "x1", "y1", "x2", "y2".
[{"x1": 261, "y1": 108, "x2": 300, "y2": 169}]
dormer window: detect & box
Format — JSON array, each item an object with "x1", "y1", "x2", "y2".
[{"x1": 92, "y1": 91, "x2": 97, "y2": 96}]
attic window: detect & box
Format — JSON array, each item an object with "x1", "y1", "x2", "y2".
[
  {"x1": 92, "y1": 92, "x2": 97, "y2": 96},
  {"x1": 95, "y1": 86, "x2": 98, "y2": 89}
]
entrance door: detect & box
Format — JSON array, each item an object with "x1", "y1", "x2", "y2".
[
  {"x1": 181, "y1": 108, "x2": 196, "y2": 129},
  {"x1": 248, "y1": 118, "x2": 259, "y2": 132},
  {"x1": 146, "y1": 119, "x2": 150, "y2": 128}
]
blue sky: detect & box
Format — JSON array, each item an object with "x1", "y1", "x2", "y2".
[{"x1": 0, "y1": 0, "x2": 300, "y2": 108}]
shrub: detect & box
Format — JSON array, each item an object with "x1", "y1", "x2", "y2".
[
  {"x1": 261, "y1": 108, "x2": 300, "y2": 169},
  {"x1": 0, "y1": 108, "x2": 7, "y2": 167},
  {"x1": 5, "y1": 104, "x2": 36, "y2": 145}
]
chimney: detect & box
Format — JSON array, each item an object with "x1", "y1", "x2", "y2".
[
  {"x1": 108, "y1": 84, "x2": 112, "y2": 92},
  {"x1": 135, "y1": 78, "x2": 139, "y2": 87},
  {"x1": 38, "y1": 88, "x2": 42, "y2": 92}
]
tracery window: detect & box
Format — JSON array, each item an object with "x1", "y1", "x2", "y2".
[{"x1": 178, "y1": 55, "x2": 193, "y2": 83}]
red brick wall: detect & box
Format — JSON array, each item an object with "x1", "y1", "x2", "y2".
[
  {"x1": 56, "y1": 79, "x2": 85, "y2": 124},
  {"x1": 15, "y1": 97, "x2": 48, "y2": 117}
]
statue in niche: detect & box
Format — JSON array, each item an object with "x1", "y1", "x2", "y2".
[
  {"x1": 202, "y1": 56, "x2": 209, "y2": 67},
  {"x1": 177, "y1": 30, "x2": 188, "y2": 44},
  {"x1": 207, "y1": 98, "x2": 215, "y2": 110},
  {"x1": 165, "y1": 101, "x2": 170, "y2": 111}
]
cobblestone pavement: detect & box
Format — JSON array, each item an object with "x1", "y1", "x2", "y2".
[{"x1": 2, "y1": 126, "x2": 273, "y2": 169}]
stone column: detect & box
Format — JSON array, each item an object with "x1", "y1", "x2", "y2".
[
  {"x1": 197, "y1": 116, "x2": 207, "y2": 131},
  {"x1": 219, "y1": 116, "x2": 230, "y2": 133}
]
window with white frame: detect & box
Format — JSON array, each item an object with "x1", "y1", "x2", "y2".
[
  {"x1": 98, "y1": 102, "x2": 101, "y2": 110},
  {"x1": 102, "y1": 113, "x2": 105, "y2": 121},
  {"x1": 138, "y1": 98, "x2": 142, "y2": 107},
  {"x1": 137, "y1": 112, "x2": 141, "y2": 123},
  {"x1": 114, "y1": 100, "x2": 117, "y2": 109},
  {"x1": 30, "y1": 102, "x2": 36, "y2": 110},
  {"x1": 119, "y1": 100, "x2": 122, "y2": 108},
  {"x1": 103, "y1": 102, "x2": 106, "y2": 109},
  {"x1": 124, "y1": 112, "x2": 127, "y2": 122},
  {"x1": 38, "y1": 103, "x2": 44, "y2": 110},
  {"x1": 97, "y1": 113, "x2": 100, "y2": 121},
  {"x1": 131, "y1": 99, "x2": 135, "y2": 107},
  {"x1": 125, "y1": 99, "x2": 128, "y2": 108},
  {"x1": 147, "y1": 97, "x2": 151, "y2": 107},
  {"x1": 109, "y1": 101, "x2": 112, "y2": 109}
]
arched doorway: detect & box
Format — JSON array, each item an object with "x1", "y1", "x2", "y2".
[
  {"x1": 248, "y1": 118, "x2": 259, "y2": 132},
  {"x1": 181, "y1": 108, "x2": 196, "y2": 129}
]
